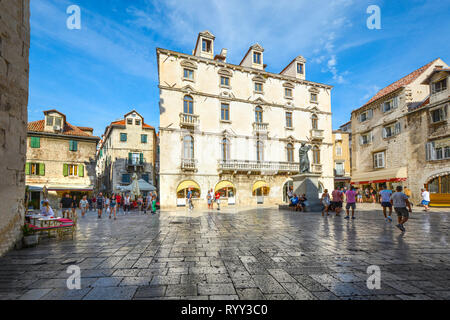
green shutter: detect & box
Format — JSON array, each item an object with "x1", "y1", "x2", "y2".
[
  {"x1": 25, "y1": 163, "x2": 30, "y2": 175},
  {"x1": 30, "y1": 137, "x2": 40, "y2": 148},
  {"x1": 128, "y1": 153, "x2": 132, "y2": 163},
  {"x1": 69, "y1": 140, "x2": 73, "y2": 151},
  {"x1": 69, "y1": 140, "x2": 78, "y2": 151},
  {"x1": 39, "y1": 163, "x2": 45, "y2": 176},
  {"x1": 140, "y1": 153, "x2": 144, "y2": 164},
  {"x1": 74, "y1": 141, "x2": 78, "y2": 151},
  {"x1": 63, "y1": 164, "x2": 69, "y2": 176},
  {"x1": 78, "y1": 164, "x2": 84, "y2": 177}
]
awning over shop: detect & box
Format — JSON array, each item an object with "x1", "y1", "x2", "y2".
[
  {"x1": 46, "y1": 186, "x2": 94, "y2": 191},
  {"x1": 118, "y1": 179, "x2": 156, "y2": 192},
  {"x1": 252, "y1": 181, "x2": 269, "y2": 192},
  {"x1": 351, "y1": 167, "x2": 407, "y2": 185},
  {"x1": 27, "y1": 185, "x2": 43, "y2": 192},
  {"x1": 215, "y1": 180, "x2": 235, "y2": 192},
  {"x1": 176, "y1": 180, "x2": 200, "y2": 193}
]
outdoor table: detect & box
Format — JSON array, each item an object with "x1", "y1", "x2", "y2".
[{"x1": 38, "y1": 217, "x2": 61, "y2": 237}]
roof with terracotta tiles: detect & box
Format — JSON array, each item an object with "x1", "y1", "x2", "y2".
[
  {"x1": 355, "y1": 59, "x2": 439, "y2": 113},
  {"x1": 28, "y1": 119, "x2": 99, "y2": 139},
  {"x1": 110, "y1": 119, "x2": 154, "y2": 129}
]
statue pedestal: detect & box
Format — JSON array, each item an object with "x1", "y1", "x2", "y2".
[{"x1": 292, "y1": 173, "x2": 322, "y2": 212}]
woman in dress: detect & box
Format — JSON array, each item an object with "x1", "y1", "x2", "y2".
[
  {"x1": 104, "y1": 194, "x2": 111, "y2": 216},
  {"x1": 321, "y1": 189, "x2": 331, "y2": 216},
  {"x1": 79, "y1": 195, "x2": 89, "y2": 218},
  {"x1": 207, "y1": 191, "x2": 212, "y2": 209}
]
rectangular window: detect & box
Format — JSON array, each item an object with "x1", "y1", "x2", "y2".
[
  {"x1": 202, "y1": 39, "x2": 211, "y2": 52},
  {"x1": 142, "y1": 174, "x2": 149, "y2": 183},
  {"x1": 254, "y1": 82, "x2": 263, "y2": 92},
  {"x1": 335, "y1": 162, "x2": 344, "y2": 175},
  {"x1": 127, "y1": 118, "x2": 133, "y2": 125},
  {"x1": 221, "y1": 103, "x2": 230, "y2": 121},
  {"x1": 431, "y1": 107, "x2": 447, "y2": 123},
  {"x1": 120, "y1": 133, "x2": 127, "y2": 142},
  {"x1": 285, "y1": 88, "x2": 292, "y2": 98},
  {"x1": 135, "y1": 119, "x2": 141, "y2": 126},
  {"x1": 69, "y1": 140, "x2": 78, "y2": 151},
  {"x1": 30, "y1": 136, "x2": 40, "y2": 148},
  {"x1": 359, "y1": 109, "x2": 373, "y2": 122},
  {"x1": 373, "y1": 152, "x2": 385, "y2": 169},
  {"x1": 297, "y1": 63, "x2": 304, "y2": 74},
  {"x1": 311, "y1": 93, "x2": 318, "y2": 102},
  {"x1": 360, "y1": 132, "x2": 372, "y2": 145},
  {"x1": 29, "y1": 163, "x2": 44, "y2": 176},
  {"x1": 383, "y1": 96, "x2": 398, "y2": 112},
  {"x1": 141, "y1": 134, "x2": 148, "y2": 143},
  {"x1": 46, "y1": 116, "x2": 54, "y2": 126},
  {"x1": 285, "y1": 112, "x2": 293, "y2": 128},
  {"x1": 436, "y1": 147, "x2": 443, "y2": 160},
  {"x1": 54, "y1": 117, "x2": 62, "y2": 127},
  {"x1": 122, "y1": 174, "x2": 131, "y2": 183},
  {"x1": 183, "y1": 68, "x2": 194, "y2": 80},
  {"x1": 220, "y1": 76, "x2": 230, "y2": 87},
  {"x1": 253, "y1": 52, "x2": 261, "y2": 64},
  {"x1": 336, "y1": 146, "x2": 342, "y2": 156},
  {"x1": 432, "y1": 78, "x2": 447, "y2": 93},
  {"x1": 445, "y1": 146, "x2": 450, "y2": 159},
  {"x1": 68, "y1": 164, "x2": 78, "y2": 176}
]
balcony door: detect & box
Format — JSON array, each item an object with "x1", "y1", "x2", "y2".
[
  {"x1": 183, "y1": 135, "x2": 194, "y2": 160},
  {"x1": 255, "y1": 106, "x2": 263, "y2": 123},
  {"x1": 256, "y1": 140, "x2": 264, "y2": 162},
  {"x1": 183, "y1": 95, "x2": 194, "y2": 114}
]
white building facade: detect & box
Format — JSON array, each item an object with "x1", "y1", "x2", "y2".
[{"x1": 157, "y1": 31, "x2": 334, "y2": 209}]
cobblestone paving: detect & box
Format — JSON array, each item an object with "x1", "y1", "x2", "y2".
[{"x1": 1, "y1": 204, "x2": 450, "y2": 300}]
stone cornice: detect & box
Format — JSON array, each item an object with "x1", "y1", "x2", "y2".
[
  {"x1": 156, "y1": 48, "x2": 333, "y2": 90},
  {"x1": 159, "y1": 85, "x2": 332, "y2": 115},
  {"x1": 27, "y1": 131, "x2": 100, "y2": 142}
]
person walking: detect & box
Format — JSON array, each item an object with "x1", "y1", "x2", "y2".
[
  {"x1": 124, "y1": 194, "x2": 131, "y2": 214},
  {"x1": 421, "y1": 188, "x2": 431, "y2": 212},
  {"x1": 110, "y1": 194, "x2": 117, "y2": 220},
  {"x1": 79, "y1": 195, "x2": 89, "y2": 218},
  {"x1": 357, "y1": 189, "x2": 363, "y2": 203},
  {"x1": 60, "y1": 193, "x2": 73, "y2": 218},
  {"x1": 92, "y1": 195, "x2": 97, "y2": 211},
  {"x1": 137, "y1": 194, "x2": 144, "y2": 212},
  {"x1": 321, "y1": 189, "x2": 331, "y2": 216},
  {"x1": 71, "y1": 195, "x2": 78, "y2": 218},
  {"x1": 151, "y1": 194, "x2": 157, "y2": 215},
  {"x1": 116, "y1": 193, "x2": 122, "y2": 213},
  {"x1": 371, "y1": 188, "x2": 377, "y2": 203},
  {"x1": 144, "y1": 193, "x2": 152, "y2": 214},
  {"x1": 344, "y1": 186, "x2": 358, "y2": 220},
  {"x1": 379, "y1": 185, "x2": 393, "y2": 222},
  {"x1": 97, "y1": 192, "x2": 104, "y2": 219},
  {"x1": 331, "y1": 187, "x2": 343, "y2": 216},
  {"x1": 207, "y1": 191, "x2": 212, "y2": 209},
  {"x1": 187, "y1": 188, "x2": 194, "y2": 211},
  {"x1": 391, "y1": 186, "x2": 412, "y2": 232},
  {"x1": 215, "y1": 191, "x2": 221, "y2": 211},
  {"x1": 209, "y1": 189, "x2": 215, "y2": 210}
]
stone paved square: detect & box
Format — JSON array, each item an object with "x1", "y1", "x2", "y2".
[{"x1": 1, "y1": 204, "x2": 450, "y2": 300}]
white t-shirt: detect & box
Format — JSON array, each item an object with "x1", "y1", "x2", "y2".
[{"x1": 421, "y1": 191, "x2": 430, "y2": 202}]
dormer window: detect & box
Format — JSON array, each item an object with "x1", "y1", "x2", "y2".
[
  {"x1": 253, "y1": 52, "x2": 261, "y2": 64},
  {"x1": 254, "y1": 82, "x2": 263, "y2": 93},
  {"x1": 202, "y1": 39, "x2": 212, "y2": 53},
  {"x1": 297, "y1": 63, "x2": 304, "y2": 74},
  {"x1": 54, "y1": 117, "x2": 62, "y2": 127},
  {"x1": 46, "y1": 116, "x2": 54, "y2": 126},
  {"x1": 127, "y1": 118, "x2": 133, "y2": 125},
  {"x1": 135, "y1": 119, "x2": 141, "y2": 126},
  {"x1": 432, "y1": 78, "x2": 447, "y2": 94},
  {"x1": 183, "y1": 68, "x2": 194, "y2": 81}
]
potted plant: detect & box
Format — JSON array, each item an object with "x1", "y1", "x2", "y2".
[{"x1": 22, "y1": 224, "x2": 39, "y2": 247}]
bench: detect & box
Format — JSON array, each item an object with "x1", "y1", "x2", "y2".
[{"x1": 27, "y1": 222, "x2": 76, "y2": 240}]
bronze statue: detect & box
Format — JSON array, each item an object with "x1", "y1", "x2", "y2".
[{"x1": 299, "y1": 142, "x2": 312, "y2": 173}]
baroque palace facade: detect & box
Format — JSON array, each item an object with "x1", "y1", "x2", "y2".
[{"x1": 157, "y1": 31, "x2": 333, "y2": 209}]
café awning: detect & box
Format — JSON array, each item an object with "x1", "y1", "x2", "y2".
[
  {"x1": 351, "y1": 167, "x2": 407, "y2": 184},
  {"x1": 252, "y1": 181, "x2": 269, "y2": 192},
  {"x1": 176, "y1": 180, "x2": 200, "y2": 193},
  {"x1": 215, "y1": 180, "x2": 235, "y2": 192},
  {"x1": 119, "y1": 179, "x2": 156, "y2": 192}
]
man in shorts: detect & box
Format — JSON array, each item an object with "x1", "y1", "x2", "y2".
[
  {"x1": 390, "y1": 186, "x2": 412, "y2": 232},
  {"x1": 421, "y1": 188, "x2": 430, "y2": 212},
  {"x1": 96, "y1": 192, "x2": 104, "y2": 219},
  {"x1": 379, "y1": 185, "x2": 393, "y2": 222},
  {"x1": 60, "y1": 193, "x2": 73, "y2": 218},
  {"x1": 344, "y1": 186, "x2": 358, "y2": 220},
  {"x1": 331, "y1": 187, "x2": 343, "y2": 216}
]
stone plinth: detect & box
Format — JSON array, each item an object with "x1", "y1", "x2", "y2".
[{"x1": 292, "y1": 173, "x2": 322, "y2": 212}]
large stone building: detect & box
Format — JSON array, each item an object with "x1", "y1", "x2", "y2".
[
  {"x1": 332, "y1": 130, "x2": 351, "y2": 188},
  {"x1": 350, "y1": 58, "x2": 449, "y2": 205},
  {"x1": 26, "y1": 110, "x2": 100, "y2": 208},
  {"x1": 96, "y1": 110, "x2": 157, "y2": 194},
  {"x1": 0, "y1": 0, "x2": 30, "y2": 255},
  {"x1": 157, "y1": 31, "x2": 334, "y2": 209}
]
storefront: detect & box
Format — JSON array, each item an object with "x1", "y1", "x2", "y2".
[
  {"x1": 215, "y1": 180, "x2": 236, "y2": 205},
  {"x1": 252, "y1": 181, "x2": 270, "y2": 204},
  {"x1": 425, "y1": 172, "x2": 450, "y2": 207},
  {"x1": 176, "y1": 180, "x2": 201, "y2": 207},
  {"x1": 351, "y1": 167, "x2": 408, "y2": 194}
]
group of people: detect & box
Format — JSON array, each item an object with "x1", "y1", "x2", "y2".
[
  {"x1": 206, "y1": 189, "x2": 222, "y2": 211},
  {"x1": 54, "y1": 192, "x2": 158, "y2": 221},
  {"x1": 287, "y1": 188, "x2": 308, "y2": 212}
]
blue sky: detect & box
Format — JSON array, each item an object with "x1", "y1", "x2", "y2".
[{"x1": 29, "y1": 0, "x2": 450, "y2": 136}]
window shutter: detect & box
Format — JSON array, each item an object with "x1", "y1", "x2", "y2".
[
  {"x1": 359, "y1": 114, "x2": 363, "y2": 122},
  {"x1": 368, "y1": 109, "x2": 373, "y2": 119},
  {"x1": 380, "y1": 153, "x2": 385, "y2": 167},
  {"x1": 393, "y1": 96, "x2": 399, "y2": 108},
  {"x1": 25, "y1": 163, "x2": 30, "y2": 175},
  {"x1": 128, "y1": 153, "x2": 132, "y2": 164},
  {"x1": 359, "y1": 135, "x2": 363, "y2": 145},
  {"x1": 431, "y1": 142, "x2": 436, "y2": 160},
  {"x1": 74, "y1": 141, "x2": 78, "y2": 151},
  {"x1": 426, "y1": 143, "x2": 430, "y2": 160},
  {"x1": 382, "y1": 128, "x2": 387, "y2": 138},
  {"x1": 370, "y1": 131, "x2": 374, "y2": 142},
  {"x1": 39, "y1": 163, "x2": 45, "y2": 176},
  {"x1": 395, "y1": 122, "x2": 401, "y2": 134},
  {"x1": 63, "y1": 164, "x2": 69, "y2": 177},
  {"x1": 78, "y1": 164, "x2": 84, "y2": 177},
  {"x1": 69, "y1": 140, "x2": 73, "y2": 151},
  {"x1": 140, "y1": 153, "x2": 144, "y2": 164}
]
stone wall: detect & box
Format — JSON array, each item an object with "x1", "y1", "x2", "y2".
[{"x1": 0, "y1": 0, "x2": 30, "y2": 255}]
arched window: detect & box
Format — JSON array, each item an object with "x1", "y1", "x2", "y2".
[
  {"x1": 183, "y1": 136, "x2": 194, "y2": 159},
  {"x1": 256, "y1": 140, "x2": 264, "y2": 162},
  {"x1": 255, "y1": 106, "x2": 263, "y2": 123},
  {"x1": 313, "y1": 145, "x2": 320, "y2": 164},
  {"x1": 312, "y1": 114, "x2": 318, "y2": 129},
  {"x1": 221, "y1": 138, "x2": 230, "y2": 161},
  {"x1": 287, "y1": 143, "x2": 294, "y2": 162},
  {"x1": 183, "y1": 95, "x2": 194, "y2": 114}
]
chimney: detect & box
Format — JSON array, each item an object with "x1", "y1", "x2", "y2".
[
  {"x1": 214, "y1": 48, "x2": 228, "y2": 62},
  {"x1": 434, "y1": 65, "x2": 444, "y2": 70}
]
